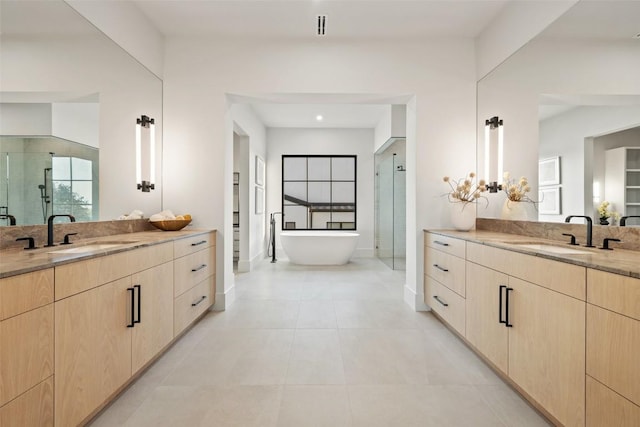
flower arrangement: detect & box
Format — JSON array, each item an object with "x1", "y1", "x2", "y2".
[
  {"x1": 443, "y1": 172, "x2": 487, "y2": 206},
  {"x1": 502, "y1": 172, "x2": 534, "y2": 203},
  {"x1": 597, "y1": 201, "x2": 619, "y2": 225}
]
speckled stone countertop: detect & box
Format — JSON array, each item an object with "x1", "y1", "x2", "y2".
[
  {"x1": 425, "y1": 229, "x2": 640, "y2": 279},
  {"x1": 0, "y1": 229, "x2": 215, "y2": 279}
]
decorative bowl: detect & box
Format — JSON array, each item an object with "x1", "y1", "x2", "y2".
[{"x1": 149, "y1": 218, "x2": 192, "y2": 231}]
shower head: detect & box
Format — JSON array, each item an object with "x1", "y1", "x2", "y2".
[{"x1": 38, "y1": 184, "x2": 46, "y2": 189}]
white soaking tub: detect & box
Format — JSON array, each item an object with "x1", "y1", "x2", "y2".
[{"x1": 280, "y1": 231, "x2": 359, "y2": 265}]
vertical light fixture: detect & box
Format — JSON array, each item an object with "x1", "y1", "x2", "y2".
[
  {"x1": 484, "y1": 116, "x2": 504, "y2": 193},
  {"x1": 136, "y1": 115, "x2": 155, "y2": 192}
]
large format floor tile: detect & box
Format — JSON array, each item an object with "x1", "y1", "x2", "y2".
[{"x1": 89, "y1": 256, "x2": 550, "y2": 426}]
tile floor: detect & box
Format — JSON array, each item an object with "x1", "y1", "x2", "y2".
[{"x1": 89, "y1": 257, "x2": 550, "y2": 427}]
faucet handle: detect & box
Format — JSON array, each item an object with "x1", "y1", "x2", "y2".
[
  {"x1": 61, "y1": 233, "x2": 78, "y2": 245},
  {"x1": 16, "y1": 237, "x2": 37, "y2": 250},
  {"x1": 600, "y1": 238, "x2": 621, "y2": 250},
  {"x1": 562, "y1": 233, "x2": 578, "y2": 246}
]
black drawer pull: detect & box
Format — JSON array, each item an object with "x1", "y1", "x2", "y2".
[
  {"x1": 191, "y1": 295, "x2": 207, "y2": 307},
  {"x1": 433, "y1": 295, "x2": 449, "y2": 307},
  {"x1": 191, "y1": 240, "x2": 207, "y2": 247},
  {"x1": 434, "y1": 240, "x2": 449, "y2": 247},
  {"x1": 127, "y1": 287, "x2": 135, "y2": 328},
  {"x1": 499, "y1": 285, "x2": 506, "y2": 325},
  {"x1": 505, "y1": 287, "x2": 514, "y2": 328},
  {"x1": 433, "y1": 264, "x2": 449, "y2": 272},
  {"x1": 191, "y1": 264, "x2": 207, "y2": 272},
  {"x1": 134, "y1": 284, "x2": 141, "y2": 324}
]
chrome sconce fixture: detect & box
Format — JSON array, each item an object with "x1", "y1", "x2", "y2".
[
  {"x1": 136, "y1": 115, "x2": 156, "y2": 192},
  {"x1": 484, "y1": 115, "x2": 504, "y2": 193}
]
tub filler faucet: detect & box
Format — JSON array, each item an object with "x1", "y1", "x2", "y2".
[{"x1": 269, "y1": 212, "x2": 283, "y2": 263}]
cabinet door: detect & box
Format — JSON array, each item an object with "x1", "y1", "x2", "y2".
[
  {"x1": 55, "y1": 276, "x2": 132, "y2": 427},
  {"x1": 131, "y1": 261, "x2": 174, "y2": 373},
  {"x1": 465, "y1": 262, "x2": 509, "y2": 374},
  {"x1": 508, "y1": 277, "x2": 585, "y2": 427}
]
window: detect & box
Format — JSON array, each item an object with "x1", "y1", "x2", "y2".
[
  {"x1": 282, "y1": 155, "x2": 356, "y2": 230},
  {"x1": 52, "y1": 156, "x2": 94, "y2": 221}
]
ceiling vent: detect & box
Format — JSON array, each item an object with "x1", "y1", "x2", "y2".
[{"x1": 317, "y1": 15, "x2": 327, "y2": 36}]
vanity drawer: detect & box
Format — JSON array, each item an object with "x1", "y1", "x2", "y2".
[
  {"x1": 587, "y1": 269, "x2": 640, "y2": 320},
  {"x1": 0, "y1": 304, "x2": 54, "y2": 406},
  {"x1": 587, "y1": 375, "x2": 640, "y2": 427},
  {"x1": 425, "y1": 232, "x2": 465, "y2": 259},
  {"x1": 174, "y1": 275, "x2": 214, "y2": 335},
  {"x1": 0, "y1": 269, "x2": 53, "y2": 320},
  {"x1": 0, "y1": 376, "x2": 53, "y2": 427},
  {"x1": 174, "y1": 247, "x2": 215, "y2": 297},
  {"x1": 425, "y1": 247, "x2": 465, "y2": 297},
  {"x1": 425, "y1": 275, "x2": 465, "y2": 336},
  {"x1": 174, "y1": 232, "x2": 215, "y2": 259}
]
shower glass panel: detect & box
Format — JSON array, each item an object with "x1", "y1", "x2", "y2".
[{"x1": 375, "y1": 139, "x2": 406, "y2": 270}]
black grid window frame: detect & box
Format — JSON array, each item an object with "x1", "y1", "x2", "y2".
[{"x1": 281, "y1": 155, "x2": 357, "y2": 230}]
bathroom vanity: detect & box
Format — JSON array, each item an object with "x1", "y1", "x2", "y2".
[
  {"x1": 0, "y1": 229, "x2": 216, "y2": 426},
  {"x1": 424, "y1": 229, "x2": 640, "y2": 427}
]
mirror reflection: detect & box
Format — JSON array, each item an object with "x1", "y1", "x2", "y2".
[
  {"x1": 477, "y1": 1, "x2": 640, "y2": 223},
  {"x1": 282, "y1": 155, "x2": 357, "y2": 230}
]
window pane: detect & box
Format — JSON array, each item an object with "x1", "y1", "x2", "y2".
[
  {"x1": 332, "y1": 182, "x2": 355, "y2": 203},
  {"x1": 332, "y1": 157, "x2": 355, "y2": 181},
  {"x1": 283, "y1": 157, "x2": 307, "y2": 181},
  {"x1": 283, "y1": 205, "x2": 307, "y2": 229},
  {"x1": 311, "y1": 212, "x2": 331, "y2": 229},
  {"x1": 72, "y1": 205, "x2": 93, "y2": 222},
  {"x1": 283, "y1": 182, "x2": 307, "y2": 203},
  {"x1": 308, "y1": 182, "x2": 331, "y2": 203},
  {"x1": 72, "y1": 181, "x2": 92, "y2": 204},
  {"x1": 53, "y1": 204, "x2": 71, "y2": 216},
  {"x1": 72, "y1": 157, "x2": 92, "y2": 180},
  {"x1": 308, "y1": 157, "x2": 330, "y2": 180},
  {"x1": 53, "y1": 181, "x2": 72, "y2": 204},
  {"x1": 52, "y1": 157, "x2": 70, "y2": 180}
]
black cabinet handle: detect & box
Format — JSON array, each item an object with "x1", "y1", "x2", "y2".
[
  {"x1": 505, "y1": 287, "x2": 514, "y2": 327},
  {"x1": 191, "y1": 295, "x2": 207, "y2": 307},
  {"x1": 134, "y1": 284, "x2": 141, "y2": 324},
  {"x1": 191, "y1": 264, "x2": 207, "y2": 272},
  {"x1": 434, "y1": 240, "x2": 449, "y2": 247},
  {"x1": 499, "y1": 285, "x2": 506, "y2": 325},
  {"x1": 433, "y1": 264, "x2": 449, "y2": 272},
  {"x1": 433, "y1": 295, "x2": 449, "y2": 307},
  {"x1": 191, "y1": 240, "x2": 207, "y2": 247},
  {"x1": 127, "y1": 287, "x2": 135, "y2": 328}
]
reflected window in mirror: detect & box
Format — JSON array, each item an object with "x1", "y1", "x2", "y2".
[
  {"x1": 52, "y1": 156, "x2": 96, "y2": 222},
  {"x1": 282, "y1": 155, "x2": 357, "y2": 230}
]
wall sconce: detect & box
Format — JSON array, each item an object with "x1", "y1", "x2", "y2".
[
  {"x1": 136, "y1": 115, "x2": 155, "y2": 192},
  {"x1": 484, "y1": 115, "x2": 504, "y2": 193}
]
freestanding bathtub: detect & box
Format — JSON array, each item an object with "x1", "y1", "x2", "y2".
[{"x1": 280, "y1": 231, "x2": 359, "y2": 265}]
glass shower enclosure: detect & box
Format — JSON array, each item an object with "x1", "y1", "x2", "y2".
[{"x1": 374, "y1": 138, "x2": 406, "y2": 270}]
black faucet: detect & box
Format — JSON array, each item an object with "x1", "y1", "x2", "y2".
[
  {"x1": 600, "y1": 238, "x2": 621, "y2": 250},
  {"x1": 0, "y1": 214, "x2": 16, "y2": 225},
  {"x1": 45, "y1": 214, "x2": 76, "y2": 247},
  {"x1": 16, "y1": 237, "x2": 36, "y2": 250},
  {"x1": 565, "y1": 215, "x2": 594, "y2": 247},
  {"x1": 620, "y1": 216, "x2": 640, "y2": 226}
]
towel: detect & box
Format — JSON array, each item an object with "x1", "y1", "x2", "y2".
[{"x1": 150, "y1": 209, "x2": 176, "y2": 222}]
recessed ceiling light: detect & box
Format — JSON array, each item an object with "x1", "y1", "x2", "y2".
[
  {"x1": 316, "y1": 115, "x2": 324, "y2": 121},
  {"x1": 634, "y1": 33, "x2": 640, "y2": 39}
]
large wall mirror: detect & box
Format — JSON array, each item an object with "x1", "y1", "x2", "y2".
[
  {"x1": 0, "y1": 0, "x2": 162, "y2": 226},
  {"x1": 282, "y1": 155, "x2": 357, "y2": 230},
  {"x1": 477, "y1": 1, "x2": 640, "y2": 224}
]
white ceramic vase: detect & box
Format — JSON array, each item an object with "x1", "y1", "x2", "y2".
[
  {"x1": 450, "y1": 202, "x2": 476, "y2": 231},
  {"x1": 501, "y1": 199, "x2": 529, "y2": 221}
]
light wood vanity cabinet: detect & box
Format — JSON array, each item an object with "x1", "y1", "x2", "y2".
[
  {"x1": 0, "y1": 269, "x2": 54, "y2": 427},
  {"x1": 586, "y1": 269, "x2": 640, "y2": 426},
  {"x1": 424, "y1": 234, "x2": 466, "y2": 336}
]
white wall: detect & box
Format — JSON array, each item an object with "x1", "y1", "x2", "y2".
[
  {"x1": 374, "y1": 105, "x2": 406, "y2": 153},
  {"x1": 0, "y1": 104, "x2": 52, "y2": 135},
  {"x1": 163, "y1": 37, "x2": 477, "y2": 310},
  {"x1": 52, "y1": 103, "x2": 100, "y2": 148},
  {"x1": 266, "y1": 128, "x2": 375, "y2": 258},
  {"x1": 539, "y1": 105, "x2": 640, "y2": 222},
  {"x1": 478, "y1": 39, "x2": 640, "y2": 219}
]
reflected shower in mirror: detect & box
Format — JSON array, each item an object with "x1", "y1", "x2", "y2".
[
  {"x1": 0, "y1": 136, "x2": 99, "y2": 226},
  {"x1": 282, "y1": 155, "x2": 356, "y2": 230}
]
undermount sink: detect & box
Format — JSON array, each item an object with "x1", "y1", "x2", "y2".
[
  {"x1": 508, "y1": 242, "x2": 592, "y2": 255},
  {"x1": 47, "y1": 241, "x2": 137, "y2": 254}
]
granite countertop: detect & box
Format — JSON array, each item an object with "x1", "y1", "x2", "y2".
[
  {"x1": 425, "y1": 229, "x2": 640, "y2": 279},
  {"x1": 0, "y1": 229, "x2": 215, "y2": 279}
]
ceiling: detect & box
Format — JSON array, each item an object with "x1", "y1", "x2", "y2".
[
  {"x1": 250, "y1": 103, "x2": 388, "y2": 128},
  {"x1": 134, "y1": 0, "x2": 510, "y2": 39}
]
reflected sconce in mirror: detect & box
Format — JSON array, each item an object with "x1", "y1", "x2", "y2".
[
  {"x1": 484, "y1": 116, "x2": 504, "y2": 193},
  {"x1": 136, "y1": 115, "x2": 156, "y2": 192}
]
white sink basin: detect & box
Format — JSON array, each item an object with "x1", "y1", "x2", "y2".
[
  {"x1": 512, "y1": 243, "x2": 592, "y2": 255},
  {"x1": 48, "y1": 243, "x2": 124, "y2": 254}
]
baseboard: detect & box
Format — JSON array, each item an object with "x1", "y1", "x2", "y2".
[
  {"x1": 237, "y1": 260, "x2": 250, "y2": 273},
  {"x1": 403, "y1": 284, "x2": 416, "y2": 310},
  {"x1": 249, "y1": 251, "x2": 264, "y2": 270},
  {"x1": 213, "y1": 284, "x2": 235, "y2": 311}
]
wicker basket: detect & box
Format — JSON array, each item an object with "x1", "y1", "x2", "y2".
[{"x1": 149, "y1": 219, "x2": 192, "y2": 231}]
